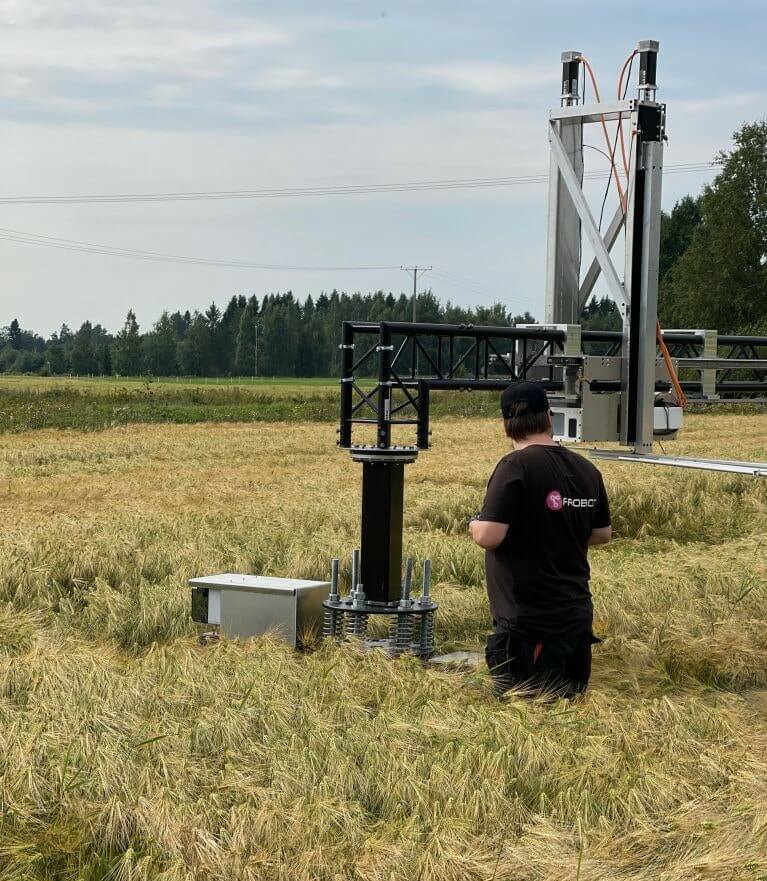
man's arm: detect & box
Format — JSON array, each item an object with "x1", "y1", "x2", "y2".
[
  {"x1": 588, "y1": 525, "x2": 612, "y2": 546},
  {"x1": 470, "y1": 457, "x2": 522, "y2": 550},
  {"x1": 589, "y1": 472, "x2": 612, "y2": 546},
  {"x1": 469, "y1": 519, "x2": 509, "y2": 550}
]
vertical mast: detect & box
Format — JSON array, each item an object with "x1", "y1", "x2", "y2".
[{"x1": 544, "y1": 51, "x2": 584, "y2": 324}]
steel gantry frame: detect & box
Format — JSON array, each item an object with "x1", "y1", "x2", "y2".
[
  {"x1": 338, "y1": 323, "x2": 767, "y2": 453},
  {"x1": 336, "y1": 319, "x2": 767, "y2": 610},
  {"x1": 339, "y1": 321, "x2": 570, "y2": 452},
  {"x1": 325, "y1": 40, "x2": 767, "y2": 653}
]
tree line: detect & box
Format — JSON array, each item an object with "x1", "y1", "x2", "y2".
[
  {"x1": 3, "y1": 119, "x2": 765, "y2": 377},
  {"x1": 0, "y1": 291, "x2": 535, "y2": 378}
]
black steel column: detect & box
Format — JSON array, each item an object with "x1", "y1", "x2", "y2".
[
  {"x1": 376, "y1": 322, "x2": 393, "y2": 448},
  {"x1": 339, "y1": 322, "x2": 354, "y2": 448},
  {"x1": 416, "y1": 380, "x2": 430, "y2": 450},
  {"x1": 625, "y1": 138, "x2": 646, "y2": 445},
  {"x1": 359, "y1": 459, "x2": 405, "y2": 603},
  {"x1": 625, "y1": 101, "x2": 663, "y2": 446}
]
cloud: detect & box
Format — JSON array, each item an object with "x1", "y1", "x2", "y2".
[
  {"x1": 0, "y1": 1, "x2": 293, "y2": 79},
  {"x1": 415, "y1": 63, "x2": 553, "y2": 96},
  {"x1": 0, "y1": 3, "x2": 759, "y2": 336},
  {"x1": 249, "y1": 68, "x2": 345, "y2": 91}
]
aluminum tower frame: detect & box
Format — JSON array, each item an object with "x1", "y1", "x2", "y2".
[{"x1": 545, "y1": 41, "x2": 664, "y2": 453}]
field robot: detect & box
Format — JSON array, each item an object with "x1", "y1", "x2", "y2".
[{"x1": 193, "y1": 41, "x2": 767, "y2": 653}]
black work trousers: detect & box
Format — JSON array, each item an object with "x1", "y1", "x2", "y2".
[{"x1": 485, "y1": 627, "x2": 598, "y2": 699}]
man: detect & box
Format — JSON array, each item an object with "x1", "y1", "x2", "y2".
[{"x1": 468, "y1": 381, "x2": 611, "y2": 698}]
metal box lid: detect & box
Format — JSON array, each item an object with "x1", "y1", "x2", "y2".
[{"x1": 189, "y1": 573, "x2": 330, "y2": 596}]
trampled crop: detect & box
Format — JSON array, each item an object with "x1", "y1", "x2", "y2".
[{"x1": 0, "y1": 412, "x2": 765, "y2": 879}]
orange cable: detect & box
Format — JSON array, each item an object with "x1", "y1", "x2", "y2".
[
  {"x1": 657, "y1": 320, "x2": 688, "y2": 408},
  {"x1": 616, "y1": 50, "x2": 638, "y2": 181},
  {"x1": 584, "y1": 51, "x2": 685, "y2": 408},
  {"x1": 580, "y1": 56, "x2": 626, "y2": 211}
]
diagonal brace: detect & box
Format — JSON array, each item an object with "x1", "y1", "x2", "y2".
[
  {"x1": 549, "y1": 122, "x2": 627, "y2": 307},
  {"x1": 578, "y1": 205, "x2": 625, "y2": 312}
]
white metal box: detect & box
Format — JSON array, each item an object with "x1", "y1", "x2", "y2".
[{"x1": 189, "y1": 573, "x2": 329, "y2": 646}]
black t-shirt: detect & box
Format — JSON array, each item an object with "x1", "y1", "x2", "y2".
[{"x1": 479, "y1": 444, "x2": 610, "y2": 638}]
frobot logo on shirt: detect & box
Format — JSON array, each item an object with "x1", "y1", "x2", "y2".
[
  {"x1": 546, "y1": 489, "x2": 596, "y2": 511},
  {"x1": 546, "y1": 490, "x2": 563, "y2": 511}
]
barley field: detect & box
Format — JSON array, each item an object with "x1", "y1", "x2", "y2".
[{"x1": 1, "y1": 410, "x2": 766, "y2": 880}]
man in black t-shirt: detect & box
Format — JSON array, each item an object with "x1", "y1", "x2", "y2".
[{"x1": 468, "y1": 381, "x2": 611, "y2": 698}]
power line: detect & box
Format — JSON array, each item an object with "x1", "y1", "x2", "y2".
[
  {"x1": 0, "y1": 162, "x2": 719, "y2": 206},
  {"x1": 0, "y1": 226, "x2": 509, "y2": 302},
  {"x1": 0, "y1": 226, "x2": 402, "y2": 271},
  {"x1": 0, "y1": 223, "x2": 507, "y2": 301}
]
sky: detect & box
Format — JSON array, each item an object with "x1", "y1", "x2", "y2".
[{"x1": 1, "y1": 0, "x2": 765, "y2": 336}]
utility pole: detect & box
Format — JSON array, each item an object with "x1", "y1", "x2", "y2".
[
  {"x1": 401, "y1": 265, "x2": 431, "y2": 373},
  {"x1": 401, "y1": 265, "x2": 432, "y2": 323}
]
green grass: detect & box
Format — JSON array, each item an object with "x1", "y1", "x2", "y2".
[
  {"x1": 0, "y1": 374, "x2": 341, "y2": 391},
  {"x1": 0, "y1": 376, "x2": 500, "y2": 431}
]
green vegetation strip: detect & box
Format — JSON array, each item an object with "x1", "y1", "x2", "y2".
[{"x1": 0, "y1": 383, "x2": 500, "y2": 431}]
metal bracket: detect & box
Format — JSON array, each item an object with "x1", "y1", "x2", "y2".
[{"x1": 550, "y1": 99, "x2": 634, "y2": 123}]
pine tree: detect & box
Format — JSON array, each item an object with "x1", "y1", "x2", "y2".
[
  {"x1": 204, "y1": 302, "x2": 225, "y2": 374},
  {"x1": 71, "y1": 322, "x2": 96, "y2": 374},
  {"x1": 234, "y1": 296, "x2": 260, "y2": 375},
  {"x1": 113, "y1": 310, "x2": 143, "y2": 375},
  {"x1": 147, "y1": 312, "x2": 177, "y2": 375},
  {"x1": 8, "y1": 319, "x2": 21, "y2": 349},
  {"x1": 47, "y1": 344, "x2": 67, "y2": 375},
  {"x1": 179, "y1": 312, "x2": 212, "y2": 375},
  {"x1": 97, "y1": 343, "x2": 113, "y2": 375}
]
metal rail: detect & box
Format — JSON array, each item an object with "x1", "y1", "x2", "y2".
[{"x1": 590, "y1": 449, "x2": 767, "y2": 477}]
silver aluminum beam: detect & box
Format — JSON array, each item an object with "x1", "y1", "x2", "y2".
[
  {"x1": 589, "y1": 449, "x2": 767, "y2": 477},
  {"x1": 545, "y1": 118, "x2": 584, "y2": 323},
  {"x1": 631, "y1": 138, "x2": 664, "y2": 453},
  {"x1": 550, "y1": 100, "x2": 634, "y2": 123},
  {"x1": 689, "y1": 397, "x2": 767, "y2": 405},
  {"x1": 676, "y1": 358, "x2": 767, "y2": 370},
  {"x1": 548, "y1": 122, "x2": 627, "y2": 307}
]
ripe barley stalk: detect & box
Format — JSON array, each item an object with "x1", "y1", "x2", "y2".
[{"x1": 0, "y1": 409, "x2": 765, "y2": 879}]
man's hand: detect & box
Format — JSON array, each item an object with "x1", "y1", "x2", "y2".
[{"x1": 469, "y1": 518, "x2": 509, "y2": 550}]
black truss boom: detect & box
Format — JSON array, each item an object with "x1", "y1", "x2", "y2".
[{"x1": 338, "y1": 321, "x2": 767, "y2": 452}]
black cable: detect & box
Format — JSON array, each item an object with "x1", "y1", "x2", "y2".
[
  {"x1": 597, "y1": 128, "x2": 622, "y2": 231},
  {"x1": 583, "y1": 143, "x2": 615, "y2": 164}
]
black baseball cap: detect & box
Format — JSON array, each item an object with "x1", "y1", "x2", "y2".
[{"x1": 500, "y1": 381, "x2": 550, "y2": 418}]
